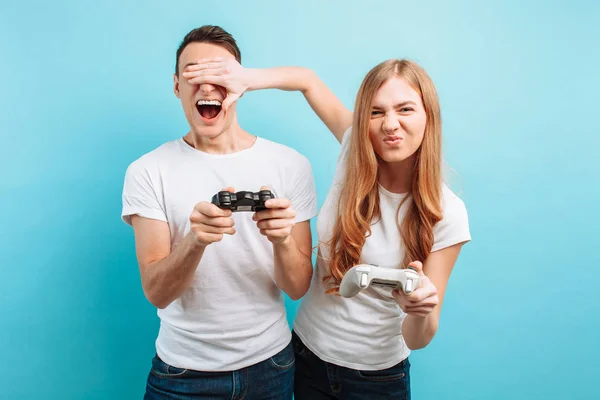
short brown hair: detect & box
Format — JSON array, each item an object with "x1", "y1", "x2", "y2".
[{"x1": 175, "y1": 25, "x2": 241, "y2": 75}]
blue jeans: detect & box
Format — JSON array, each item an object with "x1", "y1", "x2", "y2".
[
  {"x1": 292, "y1": 331, "x2": 411, "y2": 400},
  {"x1": 144, "y1": 341, "x2": 294, "y2": 399}
]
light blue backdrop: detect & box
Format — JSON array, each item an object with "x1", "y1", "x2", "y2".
[{"x1": 1, "y1": 1, "x2": 598, "y2": 399}]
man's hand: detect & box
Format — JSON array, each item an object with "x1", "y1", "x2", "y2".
[
  {"x1": 189, "y1": 187, "x2": 236, "y2": 247},
  {"x1": 392, "y1": 261, "x2": 439, "y2": 318},
  {"x1": 182, "y1": 57, "x2": 249, "y2": 111},
  {"x1": 253, "y1": 186, "x2": 296, "y2": 244}
]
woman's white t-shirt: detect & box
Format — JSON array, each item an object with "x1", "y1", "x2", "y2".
[{"x1": 293, "y1": 127, "x2": 471, "y2": 370}]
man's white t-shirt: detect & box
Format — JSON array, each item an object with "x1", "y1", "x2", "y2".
[
  {"x1": 293, "y1": 127, "x2": 471, "y2": 371},
  {"x1": 121, "y1": 136, "x2": 318, "y2": 372}
]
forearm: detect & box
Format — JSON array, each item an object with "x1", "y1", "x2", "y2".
[
  {"x1": 141, "y1": 232, "x2": 206, "y2": 309},
  {"x1": 272, "y1": 236, "x2": 313, "y2": 300},
  {"x1": 402, "y1": 314, "x2": 439, "y2": 350},
  {"x1": 245, "y1": 66, "x2": 317, "y2": 93},
  {"x1": 241, "y1": 66, "x2": 350, "y2": 140}
]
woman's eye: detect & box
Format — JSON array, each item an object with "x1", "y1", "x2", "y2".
[{"x1": 371, "y1": 110, "x2": 382, "y2": 116}]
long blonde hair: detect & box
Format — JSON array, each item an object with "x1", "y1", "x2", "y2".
[{"x1": 323, "y1": 59, "x2": 443, "y2": 293}]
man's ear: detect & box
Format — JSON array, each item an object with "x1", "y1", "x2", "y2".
[{"x1": 173, "y1": 74, "x2": 181, "y2": 99}]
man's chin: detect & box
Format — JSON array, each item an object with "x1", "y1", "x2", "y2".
[{"x1": 192, "y1": 124, "x2": 226, "y2": 139}]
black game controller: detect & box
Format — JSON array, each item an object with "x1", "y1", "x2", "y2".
[{"x1": 211, "y1": 190, "x2": 275, "y2": 212}]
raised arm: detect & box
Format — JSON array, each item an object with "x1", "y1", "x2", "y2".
[{"x1": 183, "y1": 58, "x2": 353, "y2": 143}]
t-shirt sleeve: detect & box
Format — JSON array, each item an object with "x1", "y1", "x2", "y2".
[
  {"x1": 431, "y1": 189, "x2": 471, "y2": 252},
  {"x1": 287, "y1": 155, "x2": 318, "y2": 223},
  {"x1": 121, "y1": 161, "x2": 167, "y2": 226},
  {"x1": 338, "y1": 126, "x2": 353, "y2": 163}
]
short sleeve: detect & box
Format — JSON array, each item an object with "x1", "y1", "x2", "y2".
[
  {"x1": 287, "y1": 155, "x2": 318, "y2": 223},
  {"x1": 338, "y1": 126, "x2": 353, "y2": 163},
  {"x1": 121, "y1": 161, "x2": 167, "y2": 226},
  {"x1": 431, "y1": 189, "x2": 471, "y2": 252}
]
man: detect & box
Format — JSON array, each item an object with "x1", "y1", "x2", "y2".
[{"x1": 121, "y1": 25, "x2": 317, "y2": 399}]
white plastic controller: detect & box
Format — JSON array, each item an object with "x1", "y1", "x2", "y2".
[{"x1": 339, "y1": 264, "x2": 421, "y2": 298}]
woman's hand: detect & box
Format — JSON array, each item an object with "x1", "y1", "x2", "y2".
[
  {"x1": 392, "y1": 261, "x2": 439, "y2": 318},
  {"x1": 182, "y1": 57, "x2": 250, "y2": 110}
]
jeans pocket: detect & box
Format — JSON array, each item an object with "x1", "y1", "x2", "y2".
[
  {"x1": 269, "y1": 342, "x2": 295, "y2": 371},
  {"x1": 356, "y1": 359, "x2": 408, "y2": 382},
  {"x1": 150, "y1": 355, "x2": 189, "y2": 378}
]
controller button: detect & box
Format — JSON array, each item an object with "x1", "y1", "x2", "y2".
[{"x1": 360, "y1": 273, "x2": 368, "y2": 288}]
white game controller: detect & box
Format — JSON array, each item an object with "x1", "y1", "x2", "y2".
[{"x1": 339, "y1": 264, "x2": 421, "y2": 298}]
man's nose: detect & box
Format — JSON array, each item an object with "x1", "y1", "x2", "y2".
[{"x1": 199, "y1": 83, "x2": 216, "y2": 94}]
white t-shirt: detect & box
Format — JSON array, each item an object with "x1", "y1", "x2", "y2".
[
  {"x1": 121, "y1": 136, "x2": 318, "y2": 372},
  {"x1": 293, "y1": 127, "x2": 471, "y2": 371}
]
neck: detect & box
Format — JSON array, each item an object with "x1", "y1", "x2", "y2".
[
  {"x1": 184, "y1": 120, "x2": 255, "y2": 154},
  {"x1": 377, "y1": 155, "x2": 416, "y2": 194}
]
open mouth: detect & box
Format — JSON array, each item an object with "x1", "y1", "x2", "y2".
[{"x1": 196, "y1": 99, "x2": 222, "y2": 121}]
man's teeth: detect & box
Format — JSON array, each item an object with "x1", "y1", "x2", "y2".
[{"x1": 196, "y1": 100, "x2": 222, "y2": 106}]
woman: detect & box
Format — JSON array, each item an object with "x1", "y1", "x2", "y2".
[{"x1": 183, "y1": 58, "x2": 471, "y2": 399}]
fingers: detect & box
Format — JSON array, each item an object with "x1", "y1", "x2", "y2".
[
  {"x1": 404, "y1": 286, "x2": 437, "y2": 304},
  {"x1": 187, "y1": 75, "x2": 226, "y2": 86},
  {"x1": 259, "y1": 228, "x2": 291, "y2": 243},
  {"x1": 182, "y1": 59, "x2": 226, "y2": 82},
  {"x1": 184, "y1": 58, "x2": 225, "y2": 71},
  {"x1": 221, "y1": 186, "x2": 235, "y2": 193},
  {"x1": 406, "y1": 293, "x2": 439, "y2": 308},
  {"x1": 194, "y1": 202, "x2": 232, "y2": 218},
  {"x1": 195, "y1": 222, "x2": 235, "y2": 235},
  {"x1": 264, "y1": 198, "x2": 291, "y2": 210},
  {"x1": 407, "y1": 260, "x2": 424, "y2": 276},
  {"x1": 222, "y1": 94, "x2": 239, "y2": 111},
  {"x1": 393, "y1": 287, "x2": 439, "y2": 317},
  {"x1": 253, "y1": 206, "x2": 295, "y2": 221},
  {"x1": 255, "y1": 217, "x2": 294, "y2": 231},
  {"x1": 401, "y1": 307, "x2": 432, "y2": 317},
  {"x1": 190, "y1": 213, "x2": 235, "y2": 228},
  {"x1": 182, "y1": 68, "x2": 224, "y2": 78}
]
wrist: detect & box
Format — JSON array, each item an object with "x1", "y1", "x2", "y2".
[
  {"x1": 272, "y1": 235, "x2": 294, "y2": 249},
  {"x1": 186, "y1": 231, "x2": 208, "y2": 251},
  {"x1": 407, "y1": 313, "x2": 438, "y2": 332},
  {"x1": 244, "y1": 68, "x2": 263, "y2": 91}
]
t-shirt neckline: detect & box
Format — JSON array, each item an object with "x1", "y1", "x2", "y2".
[{"x1": 177, "y1": 135, "x2": 262, "y2": 159}]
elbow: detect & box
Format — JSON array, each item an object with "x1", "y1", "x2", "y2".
[
  {"x1": 285, "y1": 271, "x2": 313, "y2": 301},
  {"x1": 145, "y1": 292, "x2": 170, "y2": 310},
  {"x1": 152, "y1": 299, "x2": 171, "y2": 310},
  {"x1": 287, "y1": 288, "x2": 308, "y2": 301},
  {"x1": 300, "y1": 69, "x2": 320, "y2": 94},
  {"x1": 405, "y1": 338, "x2": 431, "y2": 351},
  {"x1": 142, "y1": 284, "x2": 172, "y2": 310},
  {"x1": 286, "y1": 281, "x2": 311, "y2": 301}
]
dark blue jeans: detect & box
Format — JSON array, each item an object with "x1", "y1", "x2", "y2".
[
  {"x1": 292, "y1": 331, "x2": 411, "y2": 400},
  {"x1": 144, "y1": 341, "x2": 294, "y2": 399}
]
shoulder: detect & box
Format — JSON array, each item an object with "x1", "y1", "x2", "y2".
[
  {"x1": 125, "y1": 140, "x2": 181, "y2": 176},
  {"x1": 431, "y1": 183, "x2": 471, "y2": 250},
  {"x1": 440, "y1": 184, "x2": 468, "y2": 218},
  {"x1": 258, "y1": 137, "x2": 313, "y2": 169}
]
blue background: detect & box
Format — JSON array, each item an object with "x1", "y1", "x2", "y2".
[{"x1": 1, "y1": 1, "x2": 599, "y2": 399}]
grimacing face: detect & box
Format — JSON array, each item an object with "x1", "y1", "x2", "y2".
[
  {"x1": 368, "y1": 77, "x2": 427, "y2": 164},
  {"x1": 174, "y1": 42, "x2": 237, "y2": 139}
]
